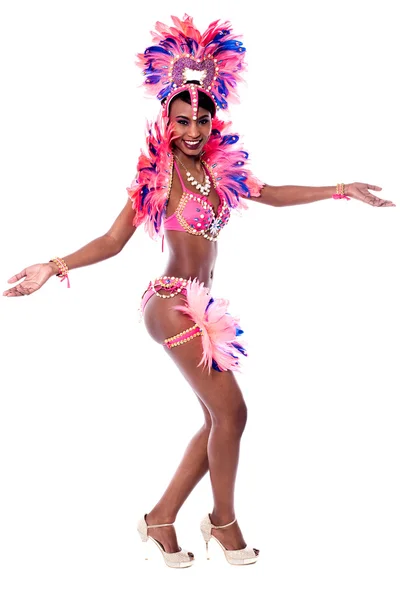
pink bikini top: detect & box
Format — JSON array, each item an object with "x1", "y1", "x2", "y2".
[{"x1": 163, "y1": 162, "x2": 230, "y2": 241}]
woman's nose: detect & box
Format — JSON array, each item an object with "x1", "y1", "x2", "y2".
[{"x1": 188, "y1": 121, "x2": 200, "y2": 138}]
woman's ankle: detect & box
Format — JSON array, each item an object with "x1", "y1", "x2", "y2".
[
  {"x1": 210, "y1": 510, "x2": 236, "y2": 527},
  {"x1": 146, "y1": 507, "x2": 177, "y2": 525}
]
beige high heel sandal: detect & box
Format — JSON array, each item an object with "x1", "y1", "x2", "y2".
[
  {"x1": 200, "y1": 514, "x2": 259, "y2": 565},
  {"x1": 137, "y1": 515, "x2": 195, "y2": 569}
]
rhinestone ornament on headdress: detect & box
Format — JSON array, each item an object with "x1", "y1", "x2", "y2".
[{"x1": 137, "y1": 14, "x2": 247, "y2": 120}]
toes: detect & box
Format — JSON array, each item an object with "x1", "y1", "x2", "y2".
[
  {"x1": 254, "y1": 548, "x2": 260, "y2": 556},
  {"x1": 188, "y1": 552, "x2": 195, "y2": 560}
]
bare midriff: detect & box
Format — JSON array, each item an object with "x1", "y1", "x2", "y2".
[{"x1": 162, "y1": 229, "x2": 217, "y2": 289}]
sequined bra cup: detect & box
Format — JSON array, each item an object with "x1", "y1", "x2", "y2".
[{"x1": 163, "y1": 161, "x2": 230, "y2": 241}]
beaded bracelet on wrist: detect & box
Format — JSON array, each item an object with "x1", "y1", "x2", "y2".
[
  {"x1": 332, "y1": 182, "x2": 350, "y2": 200},
  {"x1": 49, "y1": 257, "x2": 70, "y2": 288}
]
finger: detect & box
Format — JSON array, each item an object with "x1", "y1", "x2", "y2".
[
  {"x1": 16, "y1": 284, "x2": 33, "y2": 295},
  {"x1": 7, "y1": 269, "x2": 27, "y2": 283},
  {"x1": 367, "y1": 184, "x2": 382, "y2": 191},
  {"x1": 368, "y1": 196, "x2": 393, "y2": 207},
  {"x1": 6, "y1": 284, "x2": 30, "y2": 296},
  {"x1": 3, "y1": 288, "x2": 25, "y2": 297},
  {"x1": 363, "y1": 195, "x2": 381, "y2": 206}
]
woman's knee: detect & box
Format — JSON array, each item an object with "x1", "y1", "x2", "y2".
[
  {"x1": 212, "y1": 395, "x2": 248, "y2": 435},
  {"x1": 197, "y1": 396, "x2": 212, "y2": 431}
]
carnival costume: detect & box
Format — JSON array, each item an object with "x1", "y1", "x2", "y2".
[
  {"x1": 40, "y1": 14, "x2": 355, "y2": 569},
  {"x1": 127, "y1": 14, "x2": 263, "y2": 374}
]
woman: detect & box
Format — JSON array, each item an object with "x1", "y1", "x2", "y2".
[{"x1": 3, "y1": 15, "x2": 395, "y2": 569}]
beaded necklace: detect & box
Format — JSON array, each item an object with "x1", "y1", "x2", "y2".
[{"x1": 173, "y1": 154, "x2": 211, "y2": 196}]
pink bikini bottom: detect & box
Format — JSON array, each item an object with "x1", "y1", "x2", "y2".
[
  {"x1": 141, "y1": 276, "x2": 188, "y2": 313},
  {"x1": 140, "y1": 275, "x2": 247, "y2": 372}
]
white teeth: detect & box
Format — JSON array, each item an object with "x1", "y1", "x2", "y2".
[{"x1": 185, "y1": 140, "x2": 200, "y2": 145}]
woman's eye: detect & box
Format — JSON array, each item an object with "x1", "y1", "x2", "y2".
[{"x1": 177, "y1": 120, "x2": 188, "y2": 125}]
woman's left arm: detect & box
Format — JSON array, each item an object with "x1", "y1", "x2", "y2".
[{"x1": 250, "y1": 182, "x2": 395, "y2": 208}]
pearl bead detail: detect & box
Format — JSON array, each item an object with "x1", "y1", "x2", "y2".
[
  {"x1": 174, "y1": 154, "x2": 211, "y2": 196},
  {"x1": 150, "y1": 276, "x2": 188, "y2": 299},
  {"x1": 164, "y1": 323, "x2": 203, "y2": 348}
]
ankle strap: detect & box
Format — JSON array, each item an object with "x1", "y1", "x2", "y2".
[
  {"x1": 147, "y1": 522, "x2": 174, "y2": 528},
  {"x1": 211, "y1": 517, "x2": 237, "y2": 530}
]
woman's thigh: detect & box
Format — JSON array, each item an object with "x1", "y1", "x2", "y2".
[{"x1": 143, "y1": 294, "x2": 246, "y2": 420}]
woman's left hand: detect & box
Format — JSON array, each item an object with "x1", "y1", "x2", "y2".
[{"x1": 346, "y1": 182, "x2": 396, "y2": 207}]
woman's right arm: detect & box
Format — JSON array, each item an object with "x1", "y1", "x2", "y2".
[
  {"x1": 49, "y1": 198, "x2": 138, "y2": 273},
  {"x1": 3, "y1": 198, "x2": 137, "y2": 297}
]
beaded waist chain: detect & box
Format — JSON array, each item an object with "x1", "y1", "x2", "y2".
[{"x1": 140, "y1": 276, "x2": 189, "y2": 313}]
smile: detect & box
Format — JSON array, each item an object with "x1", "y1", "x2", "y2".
[{"x1": 183, "y1": 140, "x2": 202, "y2": 149}]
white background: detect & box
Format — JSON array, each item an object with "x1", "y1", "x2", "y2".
[{"x1": 0, "y1": 1, "x2": 399, "y2": 598}]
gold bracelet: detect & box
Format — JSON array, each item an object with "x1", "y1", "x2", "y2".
[
  {"x1": 50, "y1": 257, "x2": 68, "y2": 276},
  {"x1": 333, "y1": 183, "x2": 350, "y2": 201}
]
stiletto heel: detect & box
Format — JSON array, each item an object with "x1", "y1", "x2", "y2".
[
  {"x1": 140, "y1": 540, "x2": 149, "y2": 561},
  {"x1": 137, "y1": 515, "x2": 195, "y2": 569},
  {"x1": 200, "y1": 514, "x2": 259, "y2": 566}
]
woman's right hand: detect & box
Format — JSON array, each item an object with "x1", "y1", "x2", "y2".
[{"x1": 3, "y1": 263, "x2": 58, "y2": 297}]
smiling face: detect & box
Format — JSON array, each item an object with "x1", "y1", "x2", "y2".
[{"x1": 169, "y1": 98, "x2": 212, "y2": 158}]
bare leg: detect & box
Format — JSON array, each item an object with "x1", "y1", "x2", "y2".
[
  {"x1": 145, "y1": 377, "x2": 249, "y2": 552},
  {"x1": 142, "y1": 293, "x2": 258, "y2": 554},
  {"x1": 167, "y1": 342, "x2": 253, "y2": 552},
  {"x1": 146, "y1": 396, "x2": 211, "y2": 553}
]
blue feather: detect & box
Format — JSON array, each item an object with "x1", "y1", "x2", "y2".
[
  {"x1": 216, "y1": 79, "x2": 229, "y2": 97},
  {"x1": 143, "y1": 64, "x2": 157, "y2": 75},
  {"x1": 144, "y1": 74, "x2": 162, "y2": 85},
  {"x1": 148, "y1": 142, "x2": 157, "y2": 155},
  {"x1": 232, "y1": 342, "x2": 247, "y2": 355},
  {"x1": 206, "y1": 297, "x2": 215, "y2": 311},
  {"x1": 140, "y1": 186, "x2": 149, "y2": 210},
  {"x1": 214, "y1": 40, "x2": 245, "y2": 56},
  {"x1": 160, "y1": 38, "x2": 180, "y2": 53},
  {"x1": 209, "y1": 30, "x2": 231, "y2": 44},
  {"x1": 212, "y1": 359, "x2": 223, "y2": 372},
  {"x1": 144, "y1": 45, "x2": 171, "y2": 56},
  {"x1": 221, "y1": 134, "x2": 239, "y2": 145},
  {"x1": 186, "y1": 38, "x2": 198, "y2": 55},
  {"x1": 157, "y1": 83, "x2": 174, "y2": 101}
]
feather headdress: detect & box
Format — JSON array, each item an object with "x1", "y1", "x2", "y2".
[{"x1": 137, "y1": 14, "x2": 247, "y2": 119}]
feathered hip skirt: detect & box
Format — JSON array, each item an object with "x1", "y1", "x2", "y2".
[{"x1": 141, "y1": 277, "x2": 247, "y2": 372}]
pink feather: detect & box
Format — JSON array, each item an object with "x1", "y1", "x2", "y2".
[
  {"x1": 174, "y1": 279, "x2": 247, "y2": 372},
  {"x1": 203, "y1": 118, "x2": 264, "y2": 209},
  {"x1": 127, "y1": 116, "x2": 264, "y2": 239},
  {"x1": 126, "y1": 116, "x2": 175, "y2": 239},
  {"x1": 137, "y1": 15, "x2": 247, "y2": 111}
]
